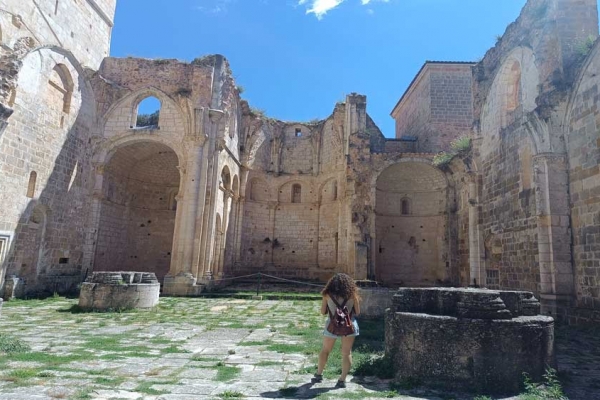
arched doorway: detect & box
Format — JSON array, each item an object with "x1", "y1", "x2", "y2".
[
  {"x1": 375, "y1": 162, "x2": 448, "y2": 286},
  {"x1": 93, "y1": 141, "x2": 180, "y2": 282}
]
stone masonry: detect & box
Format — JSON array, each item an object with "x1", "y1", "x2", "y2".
[{"x1": 0, "y1": 0, "x2": 600, "y2": 325}]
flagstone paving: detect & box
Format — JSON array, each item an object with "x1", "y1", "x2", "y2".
[{"x1": 0, "y1": 296, "x2": 596, "y2": 399}]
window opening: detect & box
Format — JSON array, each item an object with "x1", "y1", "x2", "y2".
[
  {"x1": 292, "y1": 184, "x2": 302, "y2": 203},
  {"x1": 27, "y1": 171, "x2": 37, "y2": 198},
  {"x1": 401, "y1": 198, "x2": 410, "y2": 215},
  {"x1": 135, "y1": 96, "x2": 161, "y2": 129}
]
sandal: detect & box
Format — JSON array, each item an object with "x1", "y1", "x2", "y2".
[
  {"x1": 311, "y1": 374, "x2": 323, "y2": 383},
  {"x1": 335, "y1": 380, "x2": 346, "y2": 388}
]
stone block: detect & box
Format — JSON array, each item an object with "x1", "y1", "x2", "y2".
[
  {"x1": 78, "y1": 271, "x2": 160, "y2": 311},
  {"x1": 385, "y1": 287, "x2": 554, "y2": 395}
]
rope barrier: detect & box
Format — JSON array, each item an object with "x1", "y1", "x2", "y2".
[
  {"x1": 258, "y1": 273, "x2": 324, "y2": 288},
  {"x1": 197, "y1": 272, "x2": 324, "y2": 298}
]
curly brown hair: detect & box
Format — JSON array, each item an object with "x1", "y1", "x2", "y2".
[{"x1": 321, "y1": 273, "x2": 359, "y2": 300}]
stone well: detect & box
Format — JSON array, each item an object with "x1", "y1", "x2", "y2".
[
  {"x1": 357, "y1": 287, "x2": 395, "y2": 318},
  {"x1": 385, "y1": 287, "x2": 555, "y2": 395},
  {"x1": 79, "y1": 272, "x2": 160, "y2": 311}
]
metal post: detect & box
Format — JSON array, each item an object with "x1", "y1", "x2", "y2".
[{"x1": 257, "y1": 273, "x2": 262, "y2": 297}]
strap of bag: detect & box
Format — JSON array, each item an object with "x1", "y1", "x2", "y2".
[{"x1": 329, "y1": 296, "x2": 352, "y2": 319}]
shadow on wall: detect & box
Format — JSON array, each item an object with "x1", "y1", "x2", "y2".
[{"x1": 0, "y1": 49, "x2": 96, "y2": 299}]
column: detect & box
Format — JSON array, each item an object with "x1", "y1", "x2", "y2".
[{"x1": 533, "y1": 153, "x2": 574, "y2": 317}]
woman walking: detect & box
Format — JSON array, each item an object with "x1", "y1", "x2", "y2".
[{"x1": 312, "y1": 273, "x2": 360, "y2": 388}]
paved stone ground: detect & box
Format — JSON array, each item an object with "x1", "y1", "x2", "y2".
[{"x1": 0, "y1": 296, "x2": 596, "y2": 399}]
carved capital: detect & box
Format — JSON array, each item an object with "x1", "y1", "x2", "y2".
[{"x1": 209, "y1": 109, "x2": 225, "y2": 123}]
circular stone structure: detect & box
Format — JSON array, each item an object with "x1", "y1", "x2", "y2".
[
  {"x1": 385, "y1": 287, "x2": 555, "y2": 395},
  {"x1": 79, "y1": 272, "x2": 160, "y2": 311}
]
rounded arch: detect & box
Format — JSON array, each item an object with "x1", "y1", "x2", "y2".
[
  {"x1": 95, "y1": 135, "x2": 184, "y2": 169},
  {"x1": 375, "y1": 161, "x2": 449, "y2": 286},
  {"x1": 376, "y1": 161, "x2": 447, "y2": 193},
  {"x1": 319, "y1": 178, "x2": 339, "y2": 203},
  {"x1": 8, "y1": 44, "x2": 96, "y2": 125},
  {"x1": 232, "y1": 174, "x2": 240, "y2": 197},
  {"x1": 247, "y1": 177, "x2": 269, "y2": 202},
  {"x1": 278, "y1": 180, "x2": 312, "y2": 203},
  {"x1": 221, "y1": 165, "x2": 232, "y2": 190},
  {"x1": 94, "y1": 139, "x2": 181, "y2": 282}
]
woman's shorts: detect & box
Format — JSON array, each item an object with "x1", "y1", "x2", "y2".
[{"x1": 322, "y1": 318, "x2": 359, "y2": 338}]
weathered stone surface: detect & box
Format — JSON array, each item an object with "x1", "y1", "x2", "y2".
[
  {"x1": 1, "y1": 0, "x2": 600, "y2": 326},
  {"x1": 78, "y1": 271, "x2": 160, "y2": 311},
  {"x1": 386, "y1": 287, "x2": 555, "y2": 395},
  {"x1": 358, "y1": 287, "x2": 395, "y2": 318}
]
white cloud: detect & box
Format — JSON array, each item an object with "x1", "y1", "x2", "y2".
[
  {"x1": 298, "y1": 0, "x2": 345, "y2": 19},
  {"x1": 298, "y1": 0, "x2": 389, "y2": 19}
]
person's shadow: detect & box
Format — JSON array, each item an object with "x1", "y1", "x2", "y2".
[{"x1": 260, "y1": 381, "x2": 338, "y2": 399}]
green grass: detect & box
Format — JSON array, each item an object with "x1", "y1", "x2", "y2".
[
  {"x1": 94, "y1": 376, "x2": 125, "y2": 386},
  {"x1": 216, "y1": 364, "x2": 241, "y2": 382},
  {"x1": 218, "y1": 390, "x2": 245, "y2": 398},
  {"x1": 134, "y1": 381, "x2": 169, "y2": 395},
  {"x1": 0, "y1": 368, "x2": 41, "y2": 386},
  {"x1": 0, "y1": 334, "x2": 31, "y2": 354},
  {"x1": 160, "y1": 345, "x2": 190, "y2": 354}
]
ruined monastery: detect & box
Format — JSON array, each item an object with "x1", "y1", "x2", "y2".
[{"x1": 1, "y1": 0, "x2": 600, "y2": 325}]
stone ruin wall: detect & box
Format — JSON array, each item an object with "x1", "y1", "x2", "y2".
[
  {"x1": 392, "y1": 63, "x2": 474, "y2": 153},
  {"x1": 469, "y1": 0, "x2": 600, "y2": 324},
  {"x1": 237, "y1": 104, "x2": 353, "y2": 281},
  {"x1": 1, "y1": 0, "x2": 600, "y2": 325}
]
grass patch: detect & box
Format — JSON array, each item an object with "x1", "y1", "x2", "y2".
[
  {"x1": 135, "y1": 381, "x2": 169, "y2": 395},
  {"x1": 0, "y1": 334, "x2": 31, "y2": 354},
  {"x1": 521, "y1": 368, "x2": 567, "y2": 400},
  {"x1": 4, "y1": 352, "x2": 86, "y2": 366},
  {"x1": 94, "y1": 376, "x2": 126, "y2": 386},
  {"x1": 218, "y1": 390, "x2": 245, "y2": 398},
  {"x1": 160, "y1": 345, "x2": 190, "y2": 354},
  {"x1": 0, "y1": 368, "x2": 40, "y2": 386},
  {"x1": 216, "y1": 364, "x2": 241, "y2": 382},
  {"x1": 191, "y1": 355, "x2": 221, "y2": 362}
]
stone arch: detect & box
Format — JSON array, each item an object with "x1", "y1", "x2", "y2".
[
  {"x1": 247, "y1": 177, "x2": 269, "y2": 202},
  {"x1": 132, "y1": 95, "x2": 161, "y2": 129},
  {"x1": 101, "y1": 87, "x2": 187, "y2": 136},
  {"x1": 221, "y1": 165, "x2": 232, "y2": 191},
  {"x1": 480, "y1": 47, "x2": 540, "y2": 157},
  {"x1": 93, "y1": 140, "x2": 181, "y2": 282},
  {"x1": 375, "y1": 161, "x2": 449, "y2": 286},
  {"x1": 278, "y1": 180, "x2": 311, "y2": 203},
  {"x1": 19, "y1": 204, "x2": 50, "y2": 279},
  {"x1": 49, "y1": 64, "x2": 73, "y2": 114},
  {"x1": 320, "y1": 178, "x2": 338, "y2": 203},
  {"x1": 232, "y1": 175, "x2": 239, "y2": 197}
]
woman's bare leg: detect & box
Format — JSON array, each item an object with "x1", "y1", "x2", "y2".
[
  {"x1": 340, "y1": 336, "x2": 356, "y2": 381},
  {"x1": 317, "y1": 337, "x2": 336, "y2": 375}
]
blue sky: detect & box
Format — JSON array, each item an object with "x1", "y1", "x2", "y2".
[{"x1": 111, "y1": 0, "x2": 527, "y2": 137}]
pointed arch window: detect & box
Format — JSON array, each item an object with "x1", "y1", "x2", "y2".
[{"x1": 48, "y1": 64, "x2": 73, "y2": 127}]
